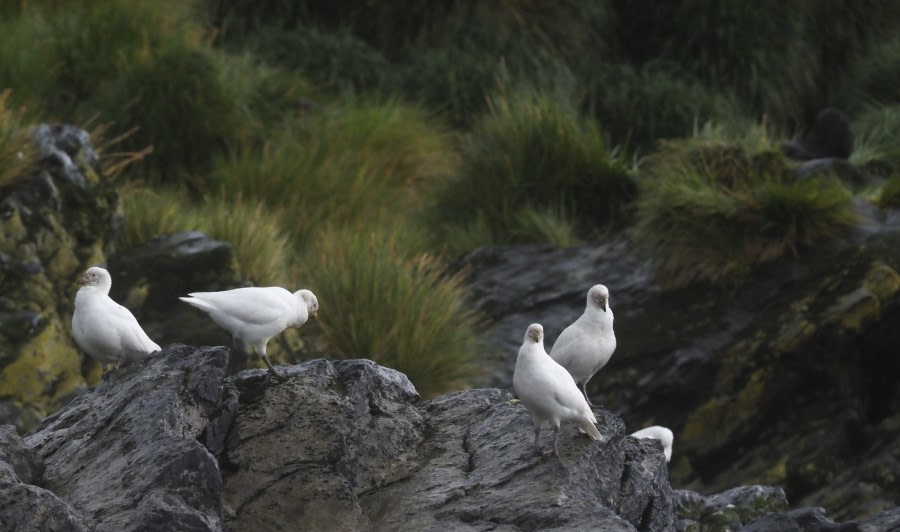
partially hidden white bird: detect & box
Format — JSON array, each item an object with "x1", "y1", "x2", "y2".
[
  {"x1": 179, "y1": 286, "x2": 319, "y2": 379},
  {"x1": 513, "y1": 323, "x2": 602, "y2": 457},
  {"x1": 549, "y1": 284, "x2": 616, "y2": 407},
  {"x1": 630, "y1": 425, "x2": 674, "y2": 463},
  {"x1": 71, "y1": 266, "x2": 161, "y2": 373}
]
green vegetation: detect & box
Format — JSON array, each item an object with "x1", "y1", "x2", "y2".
[
  {"x1": 3, "y1": 0, "x2": 899, "y2": 392},
  {"x1": 307, "y1": 226, "x2": 483, "y2": 397},
  {"x1": 634, "y1": 126, "x2": 858, "y2": 287},
  {"x1": 427, "y1": 91, "x2": 634, "y2": 257}
]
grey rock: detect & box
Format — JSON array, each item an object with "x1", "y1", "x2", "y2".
[
  {"x1": 24, "y1": 344, "x2": 237, "y2": 531},
  {"x1": 31, "y1": 124, "x2": 100, "y2": 187},
  {"x1": 0, "y1": 484, "x2": 93, "y2": 532},
  {"x1": 221, "y1": 359, "x2": 674, "y2": 531},
  {"x1": 0, "y1": 425, "x2": 91, "y2": 531},
  {"x1": 740, "y1": 506, "x2": 837, "y2": 532},
  {"x1": 0, "y1": 424, "x2": 43, "y2": 484}
]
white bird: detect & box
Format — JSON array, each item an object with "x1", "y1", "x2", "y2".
[
  {"x1": 630, "y1": 425, "x2": 674, "y2": 462},
  {"x1": 513, "y1": 323, "x2": 602, "y2": 457},
  {"x1": 179, "y1": 286, "x2": 319, "y2": 379},
  {"x1": 71, "y1": 266, "x2": 161, "y2": 372},
  {"x1": 549, "y1": 284, "x2": 616, "y2": 407}
]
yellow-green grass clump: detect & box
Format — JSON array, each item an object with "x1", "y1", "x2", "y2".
[
  {"x1": 634, "y1": 128, "x2": 858, "y2": 288},
  {"x1": 426, "y1": 90, "x2": 634, "y2": 257},
  {"x1": 120, "y1": 186, "x2": 295, "y2": 286},
  {"x1": 851, "y1": 105, "x2": 900, "y2": 178},
  {"x1": 307, "y1": 225, "x2": 484, "y2": 397},
  {"x1": 207, "y1": 98, "x2": 457, "y2": 243}
]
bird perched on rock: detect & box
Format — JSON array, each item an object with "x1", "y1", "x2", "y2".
[
  {"x1": 71, "y1": 266, "x2": 161, "y2": 373},
  {"x1": 513, "y1": 323, "x2": 602, "y2": 457},
  {"x1": 629, "y1": 425, "x2": 674, "y2": 463},
  {"x1": 549, "y1": 284, "x2": 616, "y2": 407},
  {"x1": 179, "y1": 286, "x2": 319, "y2": 379}
]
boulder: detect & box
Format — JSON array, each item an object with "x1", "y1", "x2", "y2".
[
  {"x1": 23, "y1": 344, "x2": 237, "y2": 530},
  {"x1": 221, "y1": 359, "x2": 674, "y2": 531}
]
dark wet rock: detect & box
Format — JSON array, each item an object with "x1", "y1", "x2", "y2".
[
  {"x1": 781, "y1": 108, "x2": 854, "y2": 161},
  {"x1": 0, "y1": 123, "x2": 119, "y2": 432},
  {"x1": 24, "y1": 344, "x2": 237, "y2": 530}
]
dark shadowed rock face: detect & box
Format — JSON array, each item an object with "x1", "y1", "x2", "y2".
[
  {"x1": 23, "y1": 344, "x2": 237, "y2": 531},
  {"x1": 220, "y1": 359, "x2": 674, "y2": 531}
]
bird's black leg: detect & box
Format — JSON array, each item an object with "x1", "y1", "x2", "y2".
[{"x1": 533, "y1": 424, "x2": 543, "y2": 455}]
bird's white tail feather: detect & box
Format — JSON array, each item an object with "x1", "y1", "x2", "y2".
[
  {"x1": 179, "y1": 296, "x2": 215, "y2": 312},
  {"x1": 580, "y1": 420, "x2": 602, "y2": 441}
]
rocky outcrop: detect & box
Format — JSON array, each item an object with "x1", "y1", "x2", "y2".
[
  {"x1": 5, "y1": 344, "x2": 676, "y2": 531},
  {"x1": 20, "y1": 344, "x2": 236, "y2": 530},
  {"x1": 456, "y1": 211, "x2": 900, "y2": 521},
  {"x1": 0, "y1": 124, "x2": 119, "y2": 432},
  {"x1": 221, "y1": 359, "x2": 673, "y2": 531},
  {"x1": 4, "y1": 345, "x2": 899, "y2": 531}
]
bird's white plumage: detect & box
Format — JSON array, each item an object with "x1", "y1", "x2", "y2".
[
  {"x1": 71, "y1": 267, "x2": 161, "y2": 369},
  {"x1": 513, "y1": 323, "x2": 601, "y2": 456},
  {"x1": 179, "y1": 286, "x2": 318, "y2": 378},
  {"x1": 630, "y1": 425, "x2": 674, "y2": 462},
  {"x1": 549, "y1": 284, "x2": 616, "y2": 406}
]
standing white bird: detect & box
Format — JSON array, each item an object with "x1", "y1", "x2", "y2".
[
  {"x1": 549, "y1": 284, "x2": 616, "y2": 407},
  {"x1": 513, "y1": 323, "x2": 602, "y2": 457},
  {"x1": 630, "y1": 425, "x2": 674, "y2": 463},
  {"x1": 71, "y1": 266, "x2": 161, "y2": 373},
  {"x1": 179, "y1": 286, "x2": 319, "y2": 379}
]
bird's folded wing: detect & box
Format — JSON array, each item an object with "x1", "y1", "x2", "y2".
[{"x1": 186, "y1": 290, "x2": 293, "y2": 325}]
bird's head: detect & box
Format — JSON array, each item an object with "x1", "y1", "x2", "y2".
[
  {"x1": 297, "y1": 289, "x2": 319, "y2": 320},
  {"x1": 588, "y1": 284, "x2": 610, "y2": 312},
  {"x1": 79, "y1": 266, "x2": 111, "y2": 288},
  {"x1": 525, "y1": 323, "x2": 543, "y2": 344}
]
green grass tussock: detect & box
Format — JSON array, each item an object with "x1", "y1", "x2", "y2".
[
  {"x1": 635, "y1": 130, "x2": 858, "y2": 287},
  {"x1": 850, "y1": 105, "x2": 900, "y2": 178},
  {"x1": 208, "y1": 98, "x2": 456, "y2": 242},
  {"x1": 120, "y1": 186, "x2": 295, "y2": 286},
  {"x1": 307, "y1": 225, "x2": 483, "y2": 397},
  {"x1": 427, "y1": 90, "x2": 634, "y2": 256}
]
